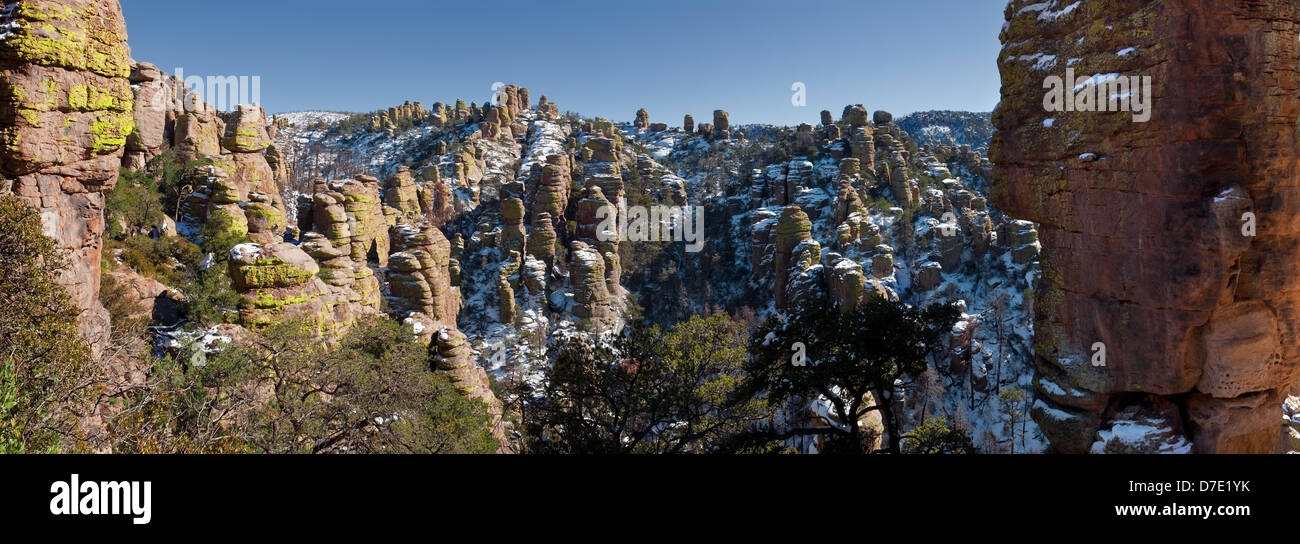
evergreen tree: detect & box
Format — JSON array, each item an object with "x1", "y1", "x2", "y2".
[
  {"x1": 0, "y1": 196, "x2": 96, "y2": 453},
  {"x1": 736, "y1": 293, "x2": 961, "y2": 454},
  {"x1": 110, "y1": 317, "x2": 498, "y2": 454},
  {"x1": 522, "y1": 314, "x2": 765, "y2": 453},
  {"x1": 902, "y1": 415, "x2": 976, "y2": 454}
]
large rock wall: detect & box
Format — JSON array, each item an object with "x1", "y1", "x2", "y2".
[
  {"x1": 992, "y1": 0, "x2": 1300, "y2": 453},
  {"x1": 0, "y1": 0, "x2": 135, "y2": 355}
]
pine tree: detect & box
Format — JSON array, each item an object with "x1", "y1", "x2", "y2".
[{"x1": 737, "y1": 293, "x2": 961, "y2": 454}]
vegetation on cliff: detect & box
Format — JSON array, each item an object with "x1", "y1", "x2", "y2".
[
  {"x1": 109, "y1": 317, "x2": 498, "y2": 454},
  {"x1": 0, "y1": 195, "x2": 96, "y2": 453}
]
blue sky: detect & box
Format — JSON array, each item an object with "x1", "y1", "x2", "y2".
[{"x1": 120, "y1": 0, "x2": 1006, "y2": 125}]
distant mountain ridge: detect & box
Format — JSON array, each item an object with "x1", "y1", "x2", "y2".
[{"x1": 897, "y1": 111, "x2": 993, "y2": 154}]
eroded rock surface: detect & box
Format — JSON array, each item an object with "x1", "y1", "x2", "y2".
[
  {"x1": 992, "y1": 0, "x2": 1300, "y2": 453},
  {"x1": 0, "y1": 0, "x2": 135, "y2": 356}
]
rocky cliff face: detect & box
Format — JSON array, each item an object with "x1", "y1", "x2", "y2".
[
  {"x1": 0, "y1": 0, "x2": 135, "y2": 357},
  {"x1": 993, "y1": 0, "x2": 1300, "y2": 453},
  {"x1": 0, "y1": 0, "x2": 517, "y2": 447}
]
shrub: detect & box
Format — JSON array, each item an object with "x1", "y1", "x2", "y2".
[
  {"x1": 105, "y1": 169, "x2": 165, "y2": 239},
  {"x1": 110, "y1": 317, "x2": 499, "y2": 454},
  {"x1": 0, "y1": 195, "x2": 96, "y2": 453}
]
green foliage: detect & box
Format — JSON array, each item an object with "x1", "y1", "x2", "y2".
[
  {"x1": 738, "y1": 293, "x2": 961, "y2": 454},
  {"x1": 105, "y1": 164, "x2": 239, "y2": 326},
  {"x1": 0, "y1": 195, "x2": 95, "y2": 453},
  {"x1": 106, "y1": 347, "x2": 257, "y2": 454},
  {"x1": 521, "y1": 313, "x2": 764, "y2": 454},
  {"x1": 253, "y1": 317, "x2": 499, "y2": 454},
  {"x1": 180, "y1": 266, "x2": 240, "y2": 327},
  {"x1": 110, "y1": 149, "x2": 213, "y2": 230},
  {"x1": 617, "y1": 164, "x2": 671, "y2": 288},
  {"x1": 147, "y1": 149, "x2": 219, "y2": 218},
  {"x1": 998, "y1": 387, "x2": 1030, "y2": 454},
  {"x1": 867, "y1": 196, "x2": 896, "y2": 214},
  {"x1": 105, "y1": 169, "x2": 165, "y2": 239},
  {"x1": 105, "y1": 155, "x2": 207, "y2": 286},
  {"x1": 916, "y1": 173, "x2": 944, "y2": 195},
  {"x1": 110, "y1": 317, "x2": 498, "y2": 454},
  {"x1": 998, "y1": 387, "x2": 1028, "y2": 410},
  {"x1": 902, "y1": 416, "x2": 976, "y2": 454},
  {"x1": 107, "y1": 233, "x2": 202, "y2": 286},
  {"x1": 99, "y1": 272, "x2": 149, "y2": 332},
  {"x1": 198, "y1": 207, "x2": 249, "y2": 257}
]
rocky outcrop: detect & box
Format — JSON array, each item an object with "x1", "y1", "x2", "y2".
[
  {"x1": 887, "y1": 151, "x2": 917, "y2": 208},
  {"x1": 499, "y1": 195, "x2": 526, "y2": 256},
  {"x1": 713, "y1": 109, "x2": 730, "y2": 139},
  {"x1": 177, "y1": 104, "x2": 288, "y2": 244},
  {"x1": 430, "y1": 327, "x2": 507, "y2": 445},
  {"x1": 417, "y1": 164, "x2": 454, "y2": 225},
  {"x1": 570, "y1": 241, "x2": 615, "y2": 333},
  {"x1": 172, "y1": 97, "x2": 223, "y2": 161},
  {"x1": 103, "y1": 266, "x2": 182, "y2": 326},
  {"x1": 825, "y1": 252, "x2": 894, "y2": 311},
  {"x1": 479, "y1": 104, "x2": 509, "y2": 140},
  {"x1": 851, "y1": 127, "x2": 875, "y2": 176},
  {"x1": 634, "y1": 108, "x2": 649, "y2": 130},
  {"x1": 992, "y1": 0, "x2": 1300, "y2": 453},
  {"x1": 773, "y1": 206, "x2": 813, "y2": 309},
  {"x1": 387, "y1": 223, "x2": 460, "y2": 330},
  {"x1": 526, "y1": 211, "x2": 558, "y2": 269},
  {"x1": 526, "y1": 153, "x2": 571, "y2": 230},
  {"x1": 536, "y1": 95, "x2": 559, "y2": 119},
  {"x1": 575, "y1": 185, "x2": 613, "y2": 242},
  {"x1": 123, "y1": 62, "x2": 174, "y2": 169},
  {"x1": 0, "y1": 0, "x2": 135, "y2": 356},
  {"x1": 384, "y1": 165, "x2": 421, "y2": 221},
  {"x1": 227, "y1": 242, "x2": 378, "y2": 335},
  {"x1": 367, "y1": 100, "x2": 427, "y2": 133},
  {"x1": 843, "y1": 105, "x2": 869, "y2": 127},
  {"x1": 310, "y1": 176, "x2": 389, "y2": 267}
]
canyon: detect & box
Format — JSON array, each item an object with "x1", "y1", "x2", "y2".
[{"x1": 2, "y1": 0, "x2": 1297, "y2": 453}]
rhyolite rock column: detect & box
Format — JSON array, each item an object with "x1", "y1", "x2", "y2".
[
  {"x1": 992, "y1": 0, "x2": 1300, "y2": 453},
  {"x1": 0, "y1": 0, "x2": 135, "y2": 356}
]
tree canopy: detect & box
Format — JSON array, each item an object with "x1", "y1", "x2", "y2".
[{"x1": 736, "y1": 293, "x2": 961, "y2": 454}]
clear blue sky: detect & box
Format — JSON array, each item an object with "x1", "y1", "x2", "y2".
[{"x1": 120, "y1": 0, "x2": 1006, "y2": 125}]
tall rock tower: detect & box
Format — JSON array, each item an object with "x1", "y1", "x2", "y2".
[
  {"x1": 992, "y1": 0, "x2": 1300, "y2": 453},
  {"x1": 1, "y1": 0, "x2": 134, "y2": 356}
]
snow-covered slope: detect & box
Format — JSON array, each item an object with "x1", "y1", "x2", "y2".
[
  {"x1": 275, "y1": 101, "x2": 1045, "y2": 453},
  {"x1": 897, "y1": 111, "x2": 994, "y2": 154}
]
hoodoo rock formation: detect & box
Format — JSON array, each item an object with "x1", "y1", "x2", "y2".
[
  {"x1": 2, "y1": 0, "x2": 1129, "y2": 456},
  {"x1": 993, "y1": 0, "x2": 1300, "y2": 453},
  {"x1": 0, "y1": 0, "x2": 135, "y2": 356},
  {"x1": 268, "y1": 64, "x2": 1031, "y2": 452}
]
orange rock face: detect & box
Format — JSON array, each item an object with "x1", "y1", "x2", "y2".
[
  {"x1": 992, "y1": 0, "x2": 1300, "y2": 453},
  {"x1": 0, "y1": 0, "x2": 135, "y2": 356}
]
